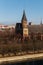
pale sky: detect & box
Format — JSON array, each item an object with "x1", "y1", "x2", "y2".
[{"x1": 0, "y1": 0, "x2": 43, "y2": 25}]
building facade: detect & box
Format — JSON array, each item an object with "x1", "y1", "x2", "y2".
[
  {"x1": 15, "y1": 11, "x2": 29, "y2": 38},
  {"x1": 15, "y1": 10, "x2": 43, "y2": 40}
]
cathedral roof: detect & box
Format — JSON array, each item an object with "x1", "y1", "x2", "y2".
[{"x1": 29, "y1": 24, "x2": 43, "y2": 33}]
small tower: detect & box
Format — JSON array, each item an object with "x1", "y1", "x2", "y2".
[
  {"x1": 21, "y1": 10, "x2": 28, "y2": 38},
  {"x1": 40, "y1": 18, "x2": 42, "y2": 25}
]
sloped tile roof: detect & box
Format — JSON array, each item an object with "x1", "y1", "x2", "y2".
[{"x1": 28, "y1": 25, "x2": 43, "y2": 33}]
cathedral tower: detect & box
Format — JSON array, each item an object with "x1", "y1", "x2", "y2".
[{"x1": 21, "y1": 10, "x2": 28, "y2": 38}]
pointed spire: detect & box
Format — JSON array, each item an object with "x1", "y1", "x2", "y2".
[
  {"x1": 40, "y1": 18, "x2": 42, "y2": 25},
  {"x1": 21, "y1": 10, "x2": 27, "y2": 23}
]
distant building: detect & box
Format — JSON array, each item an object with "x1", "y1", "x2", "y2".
[
  {"x1": 15, "y1": 10, "x2": 43, "y2": 40},
  {"x1": 0, "y1": 11, "x2": 43, "y2": 40},
  {"x1": 15, "y1": 10, "x2": 28, "y2": 38}
]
